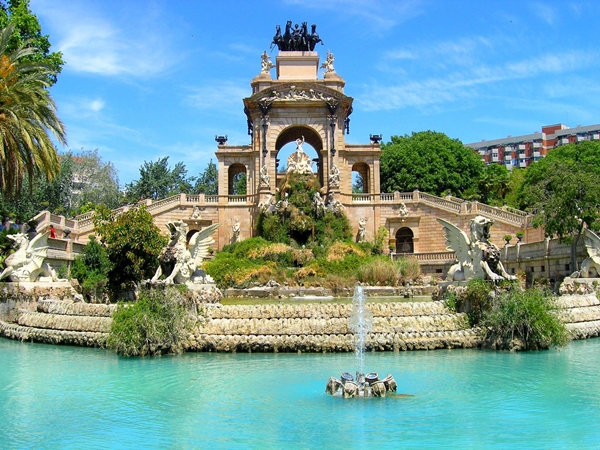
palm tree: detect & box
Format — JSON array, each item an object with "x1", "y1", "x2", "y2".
[{"x1": 0, "y1": 24, "x2": 66, "y2": 199}]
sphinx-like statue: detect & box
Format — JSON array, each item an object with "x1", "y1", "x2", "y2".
[
  {"x1": 0, "y1": 232, "x2": 59, "y2": 282},
  {"x1": 438, "y1": 216, "x2": 516, "y2": 282},
  {"x1": 571, "y1": 228, "x2": 600, "y2": 278},
  {"x1": 150, "y1": 221, "x2": 220, "y2": 286}
]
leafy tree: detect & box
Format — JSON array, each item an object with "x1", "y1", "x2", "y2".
[
  {"x1": 478, "y1": 163, "x2": 510, "y2": 206},
  {"x1": 194, "y1": 159, "x2": 218, "y2": 195},
  {"x1": 380, "y1": 131, "x2": 484, "y2": 197},
  {"x1": 0, "y1": 23, "x2": 66, "y2": 199},
  {"x1": 503, "y1": 167, "x2": 527, "y2": 209},
  {"x1": 124, "y1": 157, "x2": 192, "y2": 202},
  {"x1": 518, "y1": 141, "x2": 600, "y2": 271},
  {"x1": 93, "y1": 205, "x2": 167, "y2": 293},
  {"x1": 0, "y1": 0, "x2": 64, "y2": 86},
  {"x1": 69, "y1": 149, "x2": 121, "y2": 213},
  {"x1": 71, "y1": 235, "x2": 111, "y2": 301},
  {"x1": 352, "y1": 173, "x2": 364, "y2": 194},
  {"x1": 232, "y1": 173, "x2": 247, "y2": 195}
]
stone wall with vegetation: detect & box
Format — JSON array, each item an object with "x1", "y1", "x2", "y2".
[{"x1": 2, "y1": 289, "x2": 600, "y2": 352}]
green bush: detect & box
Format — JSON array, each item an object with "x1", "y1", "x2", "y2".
[
  {"x1": 396, "y1": 256, "x2": 421, "y2": 282},
  {"x1": 106, "y1": 287, "x2": 190, "y2": 356},
  {"x1": 482, "y1": 287, "x2": 570, "y2": 351},
  {"x1": 71, "y1": 235, "x2": 111, "y2": 301},
  {"x1": 93, "y1": 205, "x2": 167, "y2": 292},
  {"x1": 357, "y1": 257, "x2": 399, "y2": 286}
]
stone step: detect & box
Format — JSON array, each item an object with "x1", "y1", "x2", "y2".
[
  {"x1": 190, "y1": 329, "x2": 482, "y2": 353},
  {"x1": 37, "y1": 299, "x2": 116, "y2": 317},
  {"x1": 207, "y1": 301, "x2": 451, "y2": 320},
  {"x1": 18, "y1": 311, "x2": 112, "y2": 333},
  {"x1": 566, "y1": 320, "x2": 600, "y2": 340},
  {"x1": 0, "y1": 320, "x2": 106, "y2": 347},
  {"x1": 199, "y1": 313, "x2": 470, "y2": 336},
  {"x1": 557, "y1": 294, "x2": 600, "y2": 309},
  {"x1": 559, "y1": 305, "x2": 600, "y2": 323}
]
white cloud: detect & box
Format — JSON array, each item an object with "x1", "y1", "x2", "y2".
[
  {"x1": 89, "y1": 99, "x2": 105, "y2": 112},
  {"x1": 32, "y1": 0, "x2": 180, "y2": 78},
  {"x1": 358, "y1": 50, "x2": 598, "y2": 112},
  {"x1": 531, "y1": 2, "x2": 557, "y2": 25},
  {"x1": 184, "y1": 81, "x2": 250, "y2": 113}
]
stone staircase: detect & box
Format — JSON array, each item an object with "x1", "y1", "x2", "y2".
[
  {"x1": 189, "y1": 301, "x2": 481, "y2": 352},
  {"x1": 0, "y1": 299, "x2": 115, "y2": 347}
]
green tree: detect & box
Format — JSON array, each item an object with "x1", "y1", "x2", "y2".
[
  {"x1": 0, "y1": 23, "x2": 66, "y2": 199},
  {"x1": 124, "y1": 157, "x2": 192, "y2": 202},
  {"x1": 380, "y1": 131, "x2": 484, "y2": 197},
  {"x1": 232, "y1": 173, "x2": 247, "y2": 195},
  {"x1": 93, "y1": 205, "x2": 167, "y2": 293},
  {"x1": 71, "y1": 235, "x2": 111, "y2": 301},
  {"x1": 194, "y1": 159, "x2": 218, "y2": 195},
  {"x1": 69, "y1": 149, "x2": 121, "y2": 213},
  {"x1": 518, "y1": 141, "x2": 600, "y2": 271},
  {"x1": 0, "y1": 0, "x2": 64, "y2": 86},
  {"x1": 478, "y1": 163, "x2": 510, "y2": 206}
]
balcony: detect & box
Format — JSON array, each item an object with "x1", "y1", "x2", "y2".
[
  {"x1": 533, "y1": 142, "x2": 542, "y2": 148},
  {"x1": 518, "y1": 144, "x2": 526, "y2": 150},
  {"x1": 533, "y1": 151, "x2": 541, "y2": 157},
  {"x1": 504, "y1": 155, "x2": 512, "y2": 161}
]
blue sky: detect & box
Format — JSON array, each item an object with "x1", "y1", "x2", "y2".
[{"x1": 32, "y1": 0, "x2": 600, "y2": 186}]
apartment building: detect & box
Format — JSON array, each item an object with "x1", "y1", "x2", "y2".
[{"x1": 466, "y1": 123, "x2": 600, "y2": 169}]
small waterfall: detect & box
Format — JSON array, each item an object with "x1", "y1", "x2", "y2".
[{"x1": 348, "y1": 285, "x2": 373, "y2": 376}]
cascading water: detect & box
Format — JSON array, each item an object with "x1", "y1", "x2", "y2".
[{"x1": 325, "y1": 285, "x2": 397, "y2": 398}]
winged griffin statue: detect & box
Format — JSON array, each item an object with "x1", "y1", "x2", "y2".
[
  {"x1": 437, "y1": 216, "x2": 516, "y2": 282},
  {"x1": 571, "y1": 228, "x2": 600, "y2": 278},
  {"x1": 0, "y1": 232, "x2": 59, "y2": 282},
  {"x1": 150, "y1": 221, "x2": 220, "y2": 285}
]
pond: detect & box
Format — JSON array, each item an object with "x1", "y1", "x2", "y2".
[{"x1": 1, "y1": 337, "x2": 599, "y2": 449}]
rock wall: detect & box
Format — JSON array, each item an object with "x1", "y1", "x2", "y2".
[{"x1": 2, "y1": 289, "x2": 600, "y2": 352}]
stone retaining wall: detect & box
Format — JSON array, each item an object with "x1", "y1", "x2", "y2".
[{"x1": 2, "y1": 292, "x2": 600, "y2": 352}]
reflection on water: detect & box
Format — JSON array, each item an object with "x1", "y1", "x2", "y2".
[{"x1": 1, "y1": 338, "x2": 600, "y2": 449}]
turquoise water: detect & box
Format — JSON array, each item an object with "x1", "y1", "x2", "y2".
[{"x1": 2, "y1": 338, "x2": 600, "y2": 449}]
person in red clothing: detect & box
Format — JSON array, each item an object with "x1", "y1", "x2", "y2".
[{"x1": 49, "y1": 225, "x2": 57, "y2": 239}]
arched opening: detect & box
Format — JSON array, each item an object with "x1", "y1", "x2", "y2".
[
  {"x1": 275, "y1": 126, "x2": 324, "y2": 186},
  {"x1": 228, "y1": 163, "x2": 247, "y2": 195},
  {"x1": 395, "y1": 227, "x2": 414, "y2": 253},
  {"x1": 186, "y1": 229, "x2": 198, "y2": 244},
  {"x1": 352, "y1": 162, "x2": 370, "y2": 194}
]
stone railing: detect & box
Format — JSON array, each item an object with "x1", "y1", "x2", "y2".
[
  {"x1": 418, "y1": 192, "x2": 463, "y2": 213},
  {"x1": 470, "y1": 202, "x2": 527, "y2": 226},
  {"x1": 393, "y1": 251, "x2": 456, "y2": 262}
]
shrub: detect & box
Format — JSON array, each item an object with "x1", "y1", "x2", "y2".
[
  {"x1": 71, "y1": 235, "x2": 111, "y2": 301},
  {"x1": 373, "y1": 226, "x2": 389, "y2": 255},
  {"x1": 93, "y1": 205, "x2": 167, "y2": 292},
  {"x1": 482, "y1": 287, "x2": 570, "y2": 351},
  {"x1": 106, "y1": 287, "x2": 191, "y2": 356},
  {"x1": 396, "y1": 256, "x2": 421, "y2": 282},
  {"x1": 357, "y1": 257, "x2": 399, "y2": 286}
]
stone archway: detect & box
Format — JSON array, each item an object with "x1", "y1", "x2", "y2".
[
  {"x1": 275, "y1": 125, "x2": 324, "y2": 186},
  {"x1": 352, "y1": 162, "x2": 370, "y2": 194},
  {"x1": 228, "y1": 163, "x2": 247, "y2": 195},
  {"x1": 395, "y1": 227, "x2": 414, "y2": 253}
]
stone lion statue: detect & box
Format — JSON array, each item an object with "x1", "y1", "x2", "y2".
[
  {"x1": 437, "y1": 216, "x2": 516, "y2": 282},
  {"x1": 150, "y1": 221, "x2": 220, "y2": 285},
  {"x1": 0, "y1": 232, "x2": 59, "y2": 282},
  {"x1": 571, "y1": 228, "x2": 600, "y2": 278}
]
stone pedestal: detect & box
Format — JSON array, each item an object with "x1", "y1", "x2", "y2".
[{"x1": 276, "y1": 51, "x2": 319, "y2": 80}]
